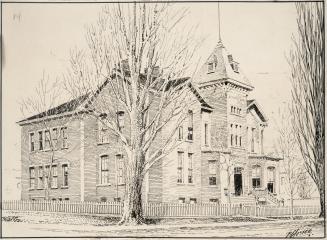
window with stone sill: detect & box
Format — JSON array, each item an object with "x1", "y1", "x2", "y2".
[
  {"x1": 208, "y1": 160, "x2": 217, "y2": 185},
  {"x1": 187, "y1": 110, "x2": 193, "y2": 141},
  {"x1": 52, "y1": 128, "x2": 58, "y2": 149},
  {"x1": 29, "y1": 167, "x2": 36, "y2": 189},
  {"x1": 38, "y1": 131, "x2": 43, "y2": 151},
  {"x1": 204, "y1": 123, "x2": 209, "y2": 146},
  {"x1": 37, "y1": 166, "x2": 44, "y2": 189},
  {"x1": 177, "y1": 151, "x2": 184, "y2": 183},
  {"x1": 98, "y1": 119, "x2": 109, "y2": 144},
  {"x1": 44, "y1": 130, "x2": 51, "y2": 150},
  {"x1": 116, "y1": 154, "x2": 124, "y2": 185},
  {"x1": 188, "y1": 153, "x2": 193, "y2": 184},
  {"x1": 51, "y1": 165, "x2": 58, "y2": 188},
  {"x1": 99, "y1": 155, "x2": 110, "y2": 185},
  {"x1": 62, "y1": 164, "x2": 69, "y2": 187},
  {"x1": 61, "y1": 127, "x2": 68, "y2": 149},
  {"x1": 29, "y1": 132, "x2": 35, "y2": 152},
  {"x1": 178, "y1": 126, "x2": 183, "y2": 141}
]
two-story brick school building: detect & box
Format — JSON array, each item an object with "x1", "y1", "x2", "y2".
[{"x1": 18, "y1": 40, "x2": 282, "y2": 205}]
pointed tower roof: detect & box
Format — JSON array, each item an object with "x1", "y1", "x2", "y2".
[{"x1": 193, "y1": 41, "x2": 254, "y2": 91}]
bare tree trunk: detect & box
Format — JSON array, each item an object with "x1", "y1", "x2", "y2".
[
  {"x1": 119, "y1": 152, "x2": 145, "y2": 225},
  {"x1": 290, "y1": 192, "x2": 294, "y2": 220},
  {"x1": 318, "y1": 185, "x2": 325, "y2": 218}
]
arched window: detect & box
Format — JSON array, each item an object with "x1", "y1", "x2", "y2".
[{"x1": 252, "y1": 165, "x2": 261, "y2": 188}]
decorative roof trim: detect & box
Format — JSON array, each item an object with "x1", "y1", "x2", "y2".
[
  {"x1": 247, "y1": 99, "x2": 268, "y2": 123},
  {"x1": 249, "y1": 154, "x2": 283, "y2": 161}
]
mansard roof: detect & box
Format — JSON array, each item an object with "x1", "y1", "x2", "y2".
[
  {"x1": 247, "y1": 99, "x2": 268, "y2": 123},
  {"x1": 194, "y1": 41, "x2": 254, "y2": 91}
]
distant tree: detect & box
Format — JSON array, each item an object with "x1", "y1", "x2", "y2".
[
  {"x1": 297, "y1": 168, "x2": 315, "y2": 200},
  {"x1": 273, "y1": 106, "x2": 307, "y2": 219},
  {"x1": 20, "y1": 73, "x2": 84, "y2": 200},
  {"x1": 289, "y1": 2, "x2": 324, "y2": 217}
]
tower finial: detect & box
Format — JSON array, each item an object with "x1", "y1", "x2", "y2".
[{"x1": 218, "y1": 2, "x2": 222, "y2": 42}]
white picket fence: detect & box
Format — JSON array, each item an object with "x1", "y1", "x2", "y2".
[{"x1": 1, "y1": 200, "x2": 320, "y2": 218}]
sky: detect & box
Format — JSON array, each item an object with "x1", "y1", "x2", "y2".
[{"x1": 2, "y1": 2, "x2": 298, "y2": 199}]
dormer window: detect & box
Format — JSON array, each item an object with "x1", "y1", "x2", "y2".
[
  {"x1": 117, "y1": 111, "x2": 125, "y2": 130},
  {"x1": 208, "y1": 62, "x2": 214, "y2": 72},
  {"x1": 232, "y1": 62, "x2": 239, "y2": 73}
]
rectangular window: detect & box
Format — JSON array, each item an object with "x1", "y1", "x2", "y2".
[
  {"x1": 177, "y1": 152, "x2": 184, "y2": 183},
  {"x1": 29, "y1": 133, "x2": 35, "y2": 152},
  {"x1": 208, "y1": 161, "x2": 217, "y2": 185},
  {"x1": 251, "y1": 128, "x2": 255, "y2": 152},
  {"x1": 208, "y1": 63, "x2": 214, "y2": 72},
  {"x1": 252, "y1": 165, "x2": 261, "y2": 188},
  {"x1": 61, "y1": 127, "x2": 68, "y2": 148},
  {"x1": 117, "y1": 111, "x2": 125, "y2": 131},
  {"x1": 230, "y1": 124, "x2": 233, "y2": 146},
  {"x1": 29, "y1": 167, "x2": 35, "y2": 189},
  {"x1": 235, "y1": 125, "x2": 238, "y2": 146},
  {"x1": 62, "y1": 164, "x2": 69, "y2": 187},
  {"x1": 209, "y1": 176, "x2": 217, "y2": 185},
  {"x1": 52, "y1": 128, "x2": 58, "y2": 149},
  {"x1": 100, "y1": 155, "x2": 109, "y2": 184},
  {"x1": 38, "y1": 131, "x2": 43, "y2": 150},
  {"x1": 51, "y1": 165, "x2": 58, "y2": 188},
  {"x1": 44, "y1": 165, "x2": 50, "y2": 189},
  {"x1": 204, "y1": 123, "x2": 209, "y2": 146},
  {"x1": 252, "y1": 178, "x2": 261, "y2": 188},
  {"x1": 117, "y1": 155, "x2": 124, "y2": 184},
  {"x1": 188, "y1": 153, "x2": 193, "y2": 184},
  {"x1": 239, "y1": 126, "x2": 242, "y2": 147},
  {"x1": 37, "y1": 166, "x2": 43, "y2": 189},
  {"x1": 187, "y1": 110, "x2": 193, "y2": 141},
  {"x1": 178, "y1": 126, "x2": 183, "y2": 140},
  {"x1": 209, "y1": 198, "x2": 218, "y2": 204},
  {"x1": 98, "y1": 120, "x2": 109, "y2": 144},
  {"x1": 44, "y1": 130, "x2": 50, "y2": 150},
  {"x1": 190, "y1": 198, "x2": 197, "y2": 204},
  {"x1": 178, "y1": 197, "x2": 185, "y2": 204}
]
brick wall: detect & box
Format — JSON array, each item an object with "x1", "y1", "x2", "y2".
[{"x1": 20, "y1": 116, "x2": 82, "y2": 201}]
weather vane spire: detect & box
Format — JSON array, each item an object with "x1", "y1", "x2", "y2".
[{"x1": 218, "y1": 2, "x2": 222, "y2": 42}]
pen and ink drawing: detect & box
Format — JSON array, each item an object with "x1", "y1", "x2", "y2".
[{"x1": 2, "y1": 1, "x2": 325, "y2": 238}]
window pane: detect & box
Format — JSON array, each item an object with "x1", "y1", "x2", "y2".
[{"x1": 208, "y1": 161, "x2": 216, "y2": 175}]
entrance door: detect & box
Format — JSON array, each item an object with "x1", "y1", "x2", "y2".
[
  {"x1": 267, "y1": 182, "x2": 274, "y2": 193},
  {"x1": 234, "y1": 173, "x2": 243, "y2": 196}
]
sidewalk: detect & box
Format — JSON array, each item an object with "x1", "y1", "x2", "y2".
[{"x1": 3, "y1": 217, "x2": 323, "y2": 238}]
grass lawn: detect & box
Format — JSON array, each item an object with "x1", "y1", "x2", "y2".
[{"x1": 2, "y1": 210, "x2": 278, "y2": 226}]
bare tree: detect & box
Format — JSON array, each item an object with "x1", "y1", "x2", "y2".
[
  {"x1": 289, "y1": 2, "x2": 324, "y2": 217},
  {"x1": 273, "y1": 106, "x2": 307, "y2": 219},
  {"x1": 20, "y1": 72, "x2": 85, "y2": 200},
  {"x1": 63, "y1": 3, "x2": 202, "y2": 224}
]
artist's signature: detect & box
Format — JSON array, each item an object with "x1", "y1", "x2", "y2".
[{"x1": 286, "y1": 227, "x2": 313, "y2": 238}]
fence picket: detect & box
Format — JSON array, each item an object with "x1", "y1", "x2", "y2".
[{"x1": 1, "y1": 200, "x2": 321, "y2": 218}]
